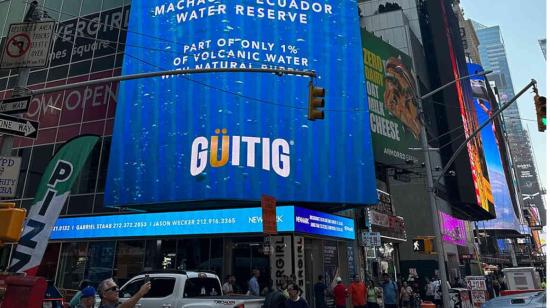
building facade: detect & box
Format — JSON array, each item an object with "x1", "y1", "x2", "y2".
[{"x1": 0, "y1": 1, "x2": 364, "y2": 303}]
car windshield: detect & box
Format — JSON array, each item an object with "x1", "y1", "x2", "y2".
[{"x1": 184, "y1": 277, "x2": 222, "y2": 297}]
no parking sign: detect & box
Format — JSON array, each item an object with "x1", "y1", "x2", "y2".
[{"x1": 1, "y1": 21, "x2": 55, "y2": 69}]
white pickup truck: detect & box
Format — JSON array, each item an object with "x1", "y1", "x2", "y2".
[{"x1": 118, "y1": 270, "x2": 264, "y2": 308}]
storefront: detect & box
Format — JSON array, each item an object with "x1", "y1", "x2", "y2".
[
  {"x1": 362, "y1": 202, "x2": 407, "y2": 282},
  {"x1": 13, "y1": 205, "x2": 354, "y2": 304}
]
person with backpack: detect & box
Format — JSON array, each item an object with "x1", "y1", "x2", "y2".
[{"x1": 381, "y1": 273, "x2": 398, "y2": 308}]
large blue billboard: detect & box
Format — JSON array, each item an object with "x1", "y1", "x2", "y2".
[
  {"x1": 50, "y1": 206, "x2": 354, "y2": 240},
  {"x1": 467, "y1": 63, "x2": 521, "y2": 232},
  {"x1": 105, "y1": 0, "x2": 377, "y2": 208}
]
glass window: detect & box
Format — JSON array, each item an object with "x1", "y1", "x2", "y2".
[
  {"x1": 120, "y1": 277, "x2": 144, "y2": 299},
  {"x1": 0, "y1": 77, "x2": 7, "y2": 91},
  {"x1": 144, "y1": 239, "x2": 177, "y2": 271},
  {"x1": 231, "y1": 238, "x2": 268, "y2": 293},
  {"x1": 145, "y1": 278, "x2": 176, "y2": 298},
  {"x1": 80, "y1": 0, "x2": 102, "y2": 15},
  {"x1": 114, "y1": 240, "x2": 145, "y2": 286},
  {"x1": 210, "y1": 238, "x2": 223, "y2": 276},
  {"x1": 24, "y1": 144, "x2": 54, "y2": 198},
  {"x1": 16, "y1": 147, "x2": 32, "y2": 198},
  {"x1": 71, "y1": 140, "x2": 101, "y2": 194},
  {"x1": 60, "y1": 0, "x2": 81, "y2": 21},
  {"x1": 67, "y1": 194, "x2": 94, "y2": 215},
  {"x1": 102, "y1": 0, "x2": 124, "y2": 11},
  {"x1": 28, "y1": 69, "x2": 47, "y2": 84},
  {"x1": 96, "y1": 137, "x2": 111, "y2": 191},
  {"x1": 177, "y1": 239, "x2": 210, "y2": 271},
  {"x1": 36, "y1": 243, "x2": 61, "y2": 280},
  {"x1": 47, "y1": 65, "x2": 69, "y2": 82},
  {"x1": 93, "y1": 193, "x2": 118, "y2": 214},
  {"x1": 0, "y1": 244, "x2": 11, "y2": 272},
  {"x1": 85, "y1": 241, "x2": 115, "y2": 286},
  {"x1": 184, "y1": 277, "x2": 222, "y2": 297},
  {"x1": 69, "y1": 60, "x2": 91, "y2": 77},
  {"x1": 4, "y1": 2, "x2": 26, "y2": 35},
  {"x1": 57, "y1": 242, "x2": 88, "y2": 289},
  {"x1": 92, "y1": 55, "x2": 116, "y2": 72},
  {"x1": 43, "y1": 0, "x2": 63, "y2": 20}
]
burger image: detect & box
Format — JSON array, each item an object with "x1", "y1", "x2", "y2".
[{"x1": 383, "y1": 57, "x2": 422, "y2": 139}]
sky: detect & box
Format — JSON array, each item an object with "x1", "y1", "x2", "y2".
[{"x1": 460, "y1": 0, "x2": 547, "y2": 192}]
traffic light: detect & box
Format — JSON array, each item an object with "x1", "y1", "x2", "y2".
[
  {"x1": 0, "y1": 202, "x2": 26, "y2": 243},
  {"x1": 413, "y1": 237, "x2": 434, "y2": 254},
  {"x1": 308, "y1": 82, "x2": 325, "y2": 121},
  {"x1": 534, "y1": 94, "x2": 546, "y2": 132}
]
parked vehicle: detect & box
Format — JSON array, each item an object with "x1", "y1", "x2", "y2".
[
  {"x1": 119, "y1": 270, "x2": 264, "y2": 308},
  {"x1": 501, "y1": 267, "x2": 541, "y2": 291},
  {"x1": 481, "y1": 291, "x2": 545, "y2": 308}
]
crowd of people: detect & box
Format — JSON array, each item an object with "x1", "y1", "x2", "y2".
[{"x1": 67, "y1": 270, "x2": 518, "y2": 308}]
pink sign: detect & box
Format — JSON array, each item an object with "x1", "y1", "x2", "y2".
[{"x1": 439, "y1": 211, "x2": 467, "y2": 246}]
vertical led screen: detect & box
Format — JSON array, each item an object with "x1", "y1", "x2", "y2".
[
  {"x1": 361, "y1": 30, "x2": 423, "y2": 166},
  {"x1": 105, "y1": 1, "x2": 378, "y2": 208},
  {"x1": 438, "y1": 0, "x2": 495, "y2": 217},
  {"x1": 468, "y1": 63, "x2": 520, "y2": 231}
]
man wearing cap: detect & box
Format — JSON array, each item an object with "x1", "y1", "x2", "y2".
[
  {"x1": 76, "y1": 286, "x2": 96, "y2": 308},
  {"x1": 332, "y1": 277, "x2": 348, "y2": 308}
]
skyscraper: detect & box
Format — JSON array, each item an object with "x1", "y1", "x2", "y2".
[{"x1": 473, "y1": 22, "x2": 546, "y2": 227}]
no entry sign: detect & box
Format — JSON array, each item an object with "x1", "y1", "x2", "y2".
[{"x1": 1, "y1": 21, "x2": 55, "y2": 69}]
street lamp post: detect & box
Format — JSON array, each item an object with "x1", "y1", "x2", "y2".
[{"x1": 416, "y1": 70, "x2": 492, "y2": 308}]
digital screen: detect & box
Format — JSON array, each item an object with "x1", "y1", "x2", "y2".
[
  {"x1": 439, "y1": 211, "x2": 467, "y2": 246},
  {"x1": 361, "y1": 30, "x2": 423, "y2": 166},
  {"x1": 294, "y1": 207, "x2": 355, "y2": 239},
  {"x1": 105, "y1": 0, "x2": 377, "y2": 208},
  {"x1": 468, "y1": 63, "x2": 520, "y2": 231},
  {"x1": 50, "y1": 206, "x2": 354, "y2": 240}
]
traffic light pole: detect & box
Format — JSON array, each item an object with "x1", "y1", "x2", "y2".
[{"x1": 30, "y1": 68, "x2": 317, "y2": 96}]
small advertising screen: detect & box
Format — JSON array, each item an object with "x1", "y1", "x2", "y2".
[
  {"x1": 105, "y1": 0, "x2": 377, "y2": 208},
  {"x1": 468, "y1": 63, "x2": 520, "y2": 231}
]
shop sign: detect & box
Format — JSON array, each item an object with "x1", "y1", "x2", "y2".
[
  {"x1": 105, "y1": 0, "x2": 378, "y2": 209},
  {"x1": 369, "y1": 212, "x2": 406, "y2": 241},
  {"x1": 369, "y1": 210, "x2": 389, "y2": 227},
  {"x1": 322, "y1": 241, "x2": 338, "y2": 308},
  {"x1": 346, "y1": 243, "x2": 356, "y2": 280},
  {"x1": 361, "y1": 231, "x2": 381, "y2": 247},
  {"x1": 0, "y1": 156, "x2": 22, "y2": 197},
  {"x1": 270, "y1": 236, "x2": 293, "y2": 289},
  {"x1": 466, "y1": 276, "x2": 487, "y2": 291},
  {"x1": 470, "y1": 290, "x2": 486, "y2": 304},
  {"x1": 293, "y1": 236, "x2": 306, "y2": 297},
  {"x1": 370, "y1": 190, "x2": 393, "y2": 215}
]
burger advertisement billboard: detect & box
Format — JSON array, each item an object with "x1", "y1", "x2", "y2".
[{"x1": 361, "y1": 30, "x2": 423, "y2": 166}]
